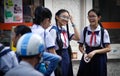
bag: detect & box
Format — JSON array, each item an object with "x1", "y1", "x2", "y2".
[
  {"x1": 36, "y1": 62, "x2": 47, "y2": 74},
  {"x1": 66, "y1": 24, "x2": 74, "y2": 76}
]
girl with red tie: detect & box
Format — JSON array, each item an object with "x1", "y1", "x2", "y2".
[
  {"x1": 48, "y1": 9, "x2": 79, "y2": 76},
  {"x1": 77, "y1": 9, "x2": 111, "y2": 76}
]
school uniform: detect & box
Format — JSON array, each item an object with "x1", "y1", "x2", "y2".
[
  {"x1": 31, "y1": 24, "x2": 55, "y2": 50},
  {"x1": 31, "y1": 24, "x2": 61, "y2": 76},
  {"x1": 0, "y1": 46, "x2": 18, "y2": 74},
  {"x1": 48, "y1": 25, "x2": 74, "y2": 76},
  {"x1": 77, "y1": 25, "x2": 110, "y2": 76}
]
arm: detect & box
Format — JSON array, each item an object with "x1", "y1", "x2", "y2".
[
  {"x1": 48, "y1": 48, "x2": 57, "y2": 54},
  {"x1": 87, "y1": 29, "x2": 111, "y2": 59},
  {"x1": 70, "y1": 16, "x2": 80, "y2": 41},
  {"x1": 43, "y1": 52, "x2": 61, "y2": 76},
  {"x1": 79, "y1": 43, "x2": 86, "y2": 54},
  {"x1": 87, "y1": 44, "x2": 111, "y2": 59}
]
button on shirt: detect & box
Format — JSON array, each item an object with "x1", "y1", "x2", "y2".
[{"x1": 79, "y1": 25, "x2": 110, "y2": 47}]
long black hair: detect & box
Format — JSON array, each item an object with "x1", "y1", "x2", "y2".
[
  {"x1": 34, "y1": 6, "x2": 52, "y2": 25},
  {"x1": 88, "y1": 8, "x2": 103, "y2": 28},
  {"x1": 55, "y1": 9, "x2": 69, "y2": 25}
]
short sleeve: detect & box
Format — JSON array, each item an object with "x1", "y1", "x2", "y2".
[
  {"x1": 45, "y1": 31, "x2": 55, "y2": 49},
  {"x1": 78, "y1": 28, "x2": 84, "y2": 44},
  {"x1": 104, "y1": 29, "x2": 110, "y2": 44}
]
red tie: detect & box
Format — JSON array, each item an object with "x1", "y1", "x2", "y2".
[
  {"x1": 62, "y1": 32, "x2": 67, "y2": 47},
  {"x1": 90, "y1": 32, "x2": 96, "y2": 47}
]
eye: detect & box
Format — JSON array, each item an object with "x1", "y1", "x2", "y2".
[
  {"x1": 88, "y1": 15, "x2": 97, "y2": 19},
  {"x1": 59, "y1": 15, "x2": 70, "y2": 21}
]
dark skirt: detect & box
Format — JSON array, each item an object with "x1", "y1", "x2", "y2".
[
  {"x1": 77, "y1": 47, "x2": 107, "y2": 76},
  {"x1": 55, "y1": 49, "x2": 73, "y2": 76}
]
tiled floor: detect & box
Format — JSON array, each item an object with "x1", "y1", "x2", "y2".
[{"x1": 72, "y1": 60, "x2": 80, "y2": 76}]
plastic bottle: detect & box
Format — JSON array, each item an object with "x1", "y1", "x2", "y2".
[{"x1": 39, "y1": 63, "x2": 46, "y2": 74}]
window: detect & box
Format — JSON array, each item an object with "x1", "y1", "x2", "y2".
[
  {"x1": 0, "y1": 0, "x2": 44, "y2": 46},
  {"x1": 0, "y1": 0, "x2": 4, "y2": 23},
  {"x1": 93, "y1": 0, "x2": 120, "y2": 44},
  {"x1": 23, "y1": 0, "x2": 44, "y2": 22}
]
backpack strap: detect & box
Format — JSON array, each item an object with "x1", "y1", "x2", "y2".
[
  {"x1": 83, "y1": 26, "x2": 88, "y2": 43},
  {"x1": 83, "y1": 26, "x2": 105, "y2": 47},
  {"x1": 49, "y1": 26, "x2": 57, "y2": 32},
  {"x1": 0, "y1": 49, "x2": 11, "y2": 57},
  {"x1": 49, "y1": 26, "x2": 63, "y2": 51},
  {"x1": 0, "y1": 46, "x2": 4, "y2": 52},
  {"x1": 101, "y1": 27, "x2": 105, "y2": 47}
]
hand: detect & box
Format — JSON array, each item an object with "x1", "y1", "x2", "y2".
[
  {"x1": 87, "y1": 50, "x2": 96, "y2": 59},
  {"x1": 70, "y1": 15, "x2": 74, "y2": 24},
  {"x1": 84, "y1": 53, "x2": 91, "y2": 63}
]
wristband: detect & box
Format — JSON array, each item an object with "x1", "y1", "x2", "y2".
[{"x1": 72, "y1": 23, "x2": 75, "y2": 27}]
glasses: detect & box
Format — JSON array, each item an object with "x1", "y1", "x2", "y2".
[
  {"x1": 59, "y1": 15, "x2": 70, "y2": 21},
  {"x1": 88, "y1": 16, "x2": 97, "y2": 19}
]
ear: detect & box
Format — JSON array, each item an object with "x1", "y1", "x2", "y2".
[
  {"x1": 16, "y1": 34, "x2": 22, "y2": 40},
  {"x1": 98, "y1": 16, "x2": 101, "y2": 20},
  {"x1": 44, "y1": 18, "x2": 50, "y2": 22},
  {"x1": 55, "y1": 15, "x2": 59, "y2": 20}
]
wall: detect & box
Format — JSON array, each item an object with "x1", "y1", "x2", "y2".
[{"x1": 44, "y1": 0, "x2": 92, "y2": 60}]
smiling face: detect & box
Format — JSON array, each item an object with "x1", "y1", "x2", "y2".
[
  {"x1": 56, "y1": 12, "x2": 70, "y2": 27},
  {"x1": 88, "y1": 11, "x2": 101, "y2": 27}
]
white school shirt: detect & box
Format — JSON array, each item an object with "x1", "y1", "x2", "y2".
[
  {"x1": 78, "y1": 25, "x2": 110, "y2": 47},
  {"x1": 31, "y1": 24, "x2": 55, "y2": 50},
  {"x1": 0, "y1": 46, "x2": 18, "y2": 73},
  {"x1": 47, "y1": 25, "x2": 74, "y2": 50}
]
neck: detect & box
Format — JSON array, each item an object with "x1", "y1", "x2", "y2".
[
  {"x1": 90, "y1": 25, "x2": 98, "y2": 31},
  {"x1": 41, "y1": 23, "x2": 47, "y2": 29},
  {"x1": 22, "y1": 58, "x2": 37, "y2": 67},
  {"x1": 57, "y1": 22, "x2": 62, "y2": 28}
]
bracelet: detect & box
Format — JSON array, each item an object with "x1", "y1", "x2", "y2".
[{"x1": 72, "y1": 23, "x2": 75, "y2": 27}]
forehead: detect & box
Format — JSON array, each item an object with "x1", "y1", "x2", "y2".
[
  {"x1": 88, "y1": 11, "x2": 97, "y2": 16},
  {"x1": 60, "y1": 12, "x2": 69, "y2": 16}
]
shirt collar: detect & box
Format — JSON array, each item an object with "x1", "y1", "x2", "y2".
[{"x1": 88, "y1": 25, "x2": 101, "y2": 31}]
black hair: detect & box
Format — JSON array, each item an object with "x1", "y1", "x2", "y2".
[
  {"x1": 34, "y1": 6, "x2": 52, "y2": 25},
  {"x1": 88, "y1": 8, "x2": 103, "y2": 28},
  {"x1": 14, "y1": 25, "x2": 31, "y2": 36},
  {"x1": 88, "y1": 9, "x2": 101, "y2": 17},
  {"x1": 55, "y1": 9, "x2": 69, "y2": 24}
]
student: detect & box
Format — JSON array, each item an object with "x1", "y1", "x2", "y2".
[
  {"x1": 0, "y1": 40, "x2": 18, "y2": 75},
  {"x1": 31, "y1": 6, "x2": 61, "y2": 76},
  {"x1": 48, "y1": 9, "x2": 79, "y2": 76},
  {"x1": 0, "y1": 25, "x2": 31, "y2": 76},
  {"x1": 5, "y1": 33, "x2": 44, "y2": 76},
  {"x1": 77, "y1": 9, "x2": 111, "y2": 76},
  {"x1": 12, "y1": 25, "x2": 61, "y2": 76}
]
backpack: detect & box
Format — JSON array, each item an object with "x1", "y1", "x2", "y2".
[
  {"x1": 0, "y1": 46, "x2": 11, "y2": 76},
  {"x1": 83, "y1": 26, "x2": 105, "y2": 47}
]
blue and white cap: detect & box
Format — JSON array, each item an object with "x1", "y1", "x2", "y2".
[{"x1": 16, "y1": 33, "x2": 45, "y2": 56}]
